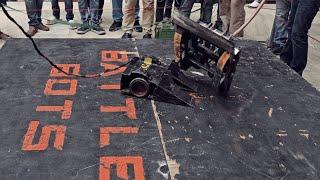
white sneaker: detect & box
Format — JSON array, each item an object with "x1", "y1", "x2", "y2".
[
  {"x1": 248, "y1": 1, "x2": 260, "y2": 8},
  {"x1": 46, "y1": 16, "x2": 58, "y2": 25},
  {"x1": 199, "y1": 21, "x2": 212, "y2": 28},
  {"x1": 68, "y1": 20, "x2": 77, "y2": 30}
]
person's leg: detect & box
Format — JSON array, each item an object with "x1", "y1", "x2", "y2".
[
  {"x1": 78, "y1": 0, "x2": 89, "y2": 24},
  {"x1": 133, "y1": 1, "x2": 142, "y2": 32},
  {"x1": 156, "y1": 0, "x2": 165, "y2": 22},
  {"x1": 229, "y1": 0, "x2": 245, "y2": 37},
  {"x1": 89, "y1": 0, "x2": 100, "y2": 25},
  {"x1": 214, "y1": 0, "x2": 223, "y2": 30},
  {"x1": 142, "y1": 0, "x2": 154, "y2": 36},
  {"x1": 289, "y1": 0, "x2": 318, "y2": 75},
  {"x1": 112, "y1": 0, "x2": 123, "y2": 22},
  {"x1": 98, "y1": 0, "x2": 104, "y2": 20},
  {"x1": 271, "y1": 0, "x2": 291, "y2": 53},
  {"x1": 25, "y1": 0, "x2": 40, "y2": 36},
  {"x1": 134, "y1": 0, "x2": 140, "y2": 20},
  {"x1": 280, "y1": 0, "x2": 298, "y2": 65},
  {"x1": 123, "y1": 0, "x2": 138, "y2": 36},
  {"x1": 0, "y1": 0, "x2": 7, "y2": 5},
  {"x1": 109, "y1": 0, "x2": 122, "y2": 31},
  {"x1": 76, "y1": 0, "x2": 90, "y2": 34},
  {"x1": 220, "y1": 0, "x2": 231, "y2": 35},
  {"x1": 65, "y1": 0, "x2": 74, "y2": 21},
  {"x1": 179, "y1": 0, "x2": 195, "y2": 18},
  {"x1": 164, "y1": 0, "x2": 173, "y2": 18},
  {"x1": 36, "y1": 0, "x2": 44, "y2": 25},
  {"x1": 201, "y1": 0, "x2": 215, "y2": 24},
  {"x1": 51, "y1": 0, "x2": 60, "y2": 19},
  {"x1": 175, "y1": 0, "x2": 182, "y2": 9},
  {"x1": 89, "y1": 0, "x2": 105, "y2": 34}
]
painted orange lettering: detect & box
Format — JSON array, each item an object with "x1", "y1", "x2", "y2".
[
  {"x1": 99, "y1": 156, "x2": 145, "y2": 180},
  {"x1": 100, "y1": 63, "x2": 126, "y2": 77},
  {"x1": 101, "y1": 51, "x2": 128, "y2": 62},
  {"x1": 98, "y1": 84, "x2": 120, "y2": 90},
  {"x1": 22, "y1": 121, "x2": 66, "y2": 151},
  {"x1": 100, "y1": 98, "x2": 137, "y2": 119},
  {"x1": 36, "y1": 100, "x2": 73, "y2": 120},
  {"x1": 50, "y1": 64, "x2": 80, "y2": 77},
  {"x1": 100, "y1": 127, "x2": 139, "y2": 148},
  {"x1": 44, "y1": 79, "x2": 77, "y2": 95}
]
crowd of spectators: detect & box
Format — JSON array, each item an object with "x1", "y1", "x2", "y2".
[{"x1": 0, "y1": 0, "x2": 319, "y2": 75}]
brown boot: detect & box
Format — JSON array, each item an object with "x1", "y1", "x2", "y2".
[
  {"x1": 0, "y1": 31, "x2": 10, "y2": 40},
  {"x1": 27, "y1": 26, "x2": 38, "y2": 37},
  {"x1": 36, "y1": 23, "x2": 50, "y2": 31}
]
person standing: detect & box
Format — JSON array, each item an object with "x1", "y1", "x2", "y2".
[
  {"x1": 280, "y1": 0, "x2": 319, "y2": 75},
  {"x1": 25, "y1": 0, "x2": 50, "y2": 36},
  {"x1": 76, "y1": 0, "x2": 105, "y2": 35},
  {"x1": 122, "y1": 0, "x2": 154, "y2": 38},
  {"x1": 46, "y1": 0, "x2": 75, "y2": 28},
  {"x1": 109, "y1": 0, "x2": 142, "y2": 32},
  {"x1": 220, "y1": 0, "x2": 246, "y2": 37}
]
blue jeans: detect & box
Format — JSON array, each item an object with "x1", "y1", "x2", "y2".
[
  {"x1": 180, "y1": 0, "x2": 216, "y2": 24},
  {"x1": 269, "y1": 0, "x2": 291, "y2": 48},
  {"x1": 112, "y1": 0, "x2": 139, "y2": 22},
  {"x1": 0, "y1": 0, "x2": 6, "y2": 5},
  {"x1": 98, "y1": 0, "x2": 104, "y2": 20},
  {"x1": 156, "y1": 0, "x2": 182, "y2": 22},
  {"x1": 78, "y1": 0, "x2": 100, "y2": 25},
  {"x1": 280, "y1": 0, "x2": 319, "y2": 75},
  {"x1": 51, "y1": 0, "x2": 74, "y2": 21},
  {"x1": 25, "y1": 0, "x2": 43, "y2": 26}
]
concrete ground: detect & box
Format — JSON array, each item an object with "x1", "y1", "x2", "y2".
[{"x1": 0, "y1": 2, "x2": 319, "y2": 90}]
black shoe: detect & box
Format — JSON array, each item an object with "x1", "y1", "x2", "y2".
[
  {"x1": 134, "y1": 20, "x2": 143, "y2": 32},
  {"x1": 143, "y1": 33, "x2": 152, "y2": 39},
  {"x1": 109, "y1": 21, "x2": 122, "y2": 32},
  {"x1": 76, "y1": 25, "x2": 90, "y2": 34},
  {"x1": 270, "y1": 45, "x2": 283, "y2": 55},
  {"x1": 122, "y1": 33, "x2": 132, "y2": 39},
  {"x1": 92, "y1": 25, "x2": 106, "y2": 35}
]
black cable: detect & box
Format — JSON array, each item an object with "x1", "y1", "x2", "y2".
[{"x1": 0, "y1": 3, "x2": 136, "y2": 78}]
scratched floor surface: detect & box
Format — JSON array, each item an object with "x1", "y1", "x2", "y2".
[{"x1": 0, "y1": 39, "x2": 320, "y2": 180}]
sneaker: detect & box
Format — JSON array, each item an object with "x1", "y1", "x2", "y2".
[
  {"x1": 199, "y1": 22, "x2": 212, "y2": 28},
  {"x1": 109, "y1": 21, "x2": 122, "y2": 32},
  {"x1": 27, "y1": 26, "x2": 38, "y2": 37},
  {"x1": 46, "y1": 16, "x2": 59, "y2": 25},
  {"x1": 143, "y1": 33, "x2": 152, "y2": 39},
  {"x1": 122, "y1": 32, "x2": 132, "y2": 39},
  {"x1": 248, "y1": 1, "x2": 260, "y2": 8},
  {"x1": 92, "y1": 25, "x2": 106, "y2": 35},
  {"x1": 68, "y1": 19, "x2": 77, "y2": 30},
  {"x1": 76, "y1": 25, "x2": 90, "y2": 34},
  {"x1": 134, "y1": 20, "x2": 143, "y2": 32},
  {"x1": 36, "y1": 23, "x2": 50, "y2": 31}
]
